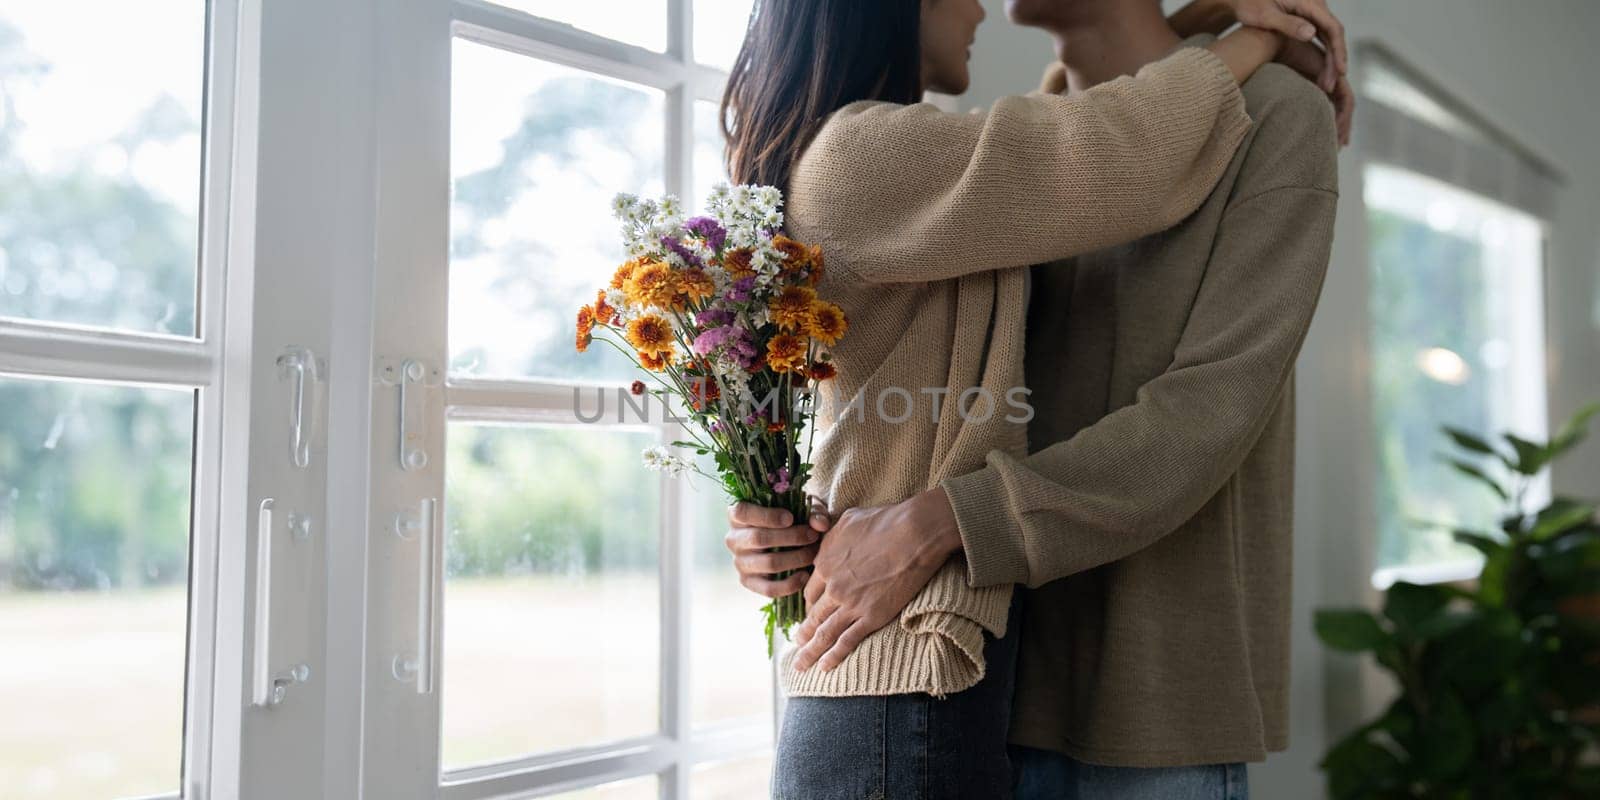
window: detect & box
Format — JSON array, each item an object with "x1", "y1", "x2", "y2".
[
  {"x1": 1356, "y1": 45, "x2": 1558, "y2": 587},
  {"x1": 0, "y1": 2, "x2": 222, "y2": 798},
  {"x1": 426, "y1": 1, "x2": 773, "y2": 796}
]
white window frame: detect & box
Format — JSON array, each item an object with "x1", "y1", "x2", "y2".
[
  {"x1": 358, "y1": 3, "x2": 775, "y2": 799},
  {"x1": 0, "y1": 0, "x2": 263, "y2": 796}
]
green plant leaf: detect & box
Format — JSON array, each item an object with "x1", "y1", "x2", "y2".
[
  {"x1": 1453, "y1": 529, "x2": 1505, "y2": 559},
  {"x1": 1503, "y1": 433, "x2": 1551, "y2": 476},
  {"x1": 1548, "y1": 401, "x2": 1600, "y2": 459},
  {"x1": 1443, "y1": 426, "x2": 1502, "y2": 458},
  {"x1": 1384, "y1": 581, "x2": 1453, "y2": 634},
  {"x1": 1529, "y1": 498, "x2": 1596, "y2": 541},
  {"x1": 1315, "y1": 608, "x2": 1389, "y2": 652},
  {"x1": 1322, "y1": 728, "x2": 1403, "y2": 800},
  {"x1": 1414, "y1": 691, "x2": 1475, "y2": 780},
  {"x1": 1446, "y1": 458, "x2": 1508, "y2": 500}
]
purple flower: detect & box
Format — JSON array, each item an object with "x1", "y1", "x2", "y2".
[
  {"x1": 695, "y1": 308, "x2": 734, "y2": 327},
  {"x1": 772, "y1": 467, "x2": 791, "y2": 493},
  {"x1": 684, "y1": 216, "x2": 727, "y2": 251},
  {"x1": 660, "y1": 235, "x2": 705, "y2": 269},
  {"x1": 724, "y1": 275, "x2": 756, "y2": 303},
  {"x1": 692, "y1": 326, "x2": 733, "y2": 356}
]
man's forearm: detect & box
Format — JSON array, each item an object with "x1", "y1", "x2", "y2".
[{"x1": 1169, "y1": 0, "x2": 1237, "y2": 38}]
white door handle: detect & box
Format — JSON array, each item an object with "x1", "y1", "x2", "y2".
[
  {"x1": 392, "y1": 497, "x2": 440, "y2": 693},
  {"x1": 252, "y1": 498, "x2": 312, "y2": 707}
]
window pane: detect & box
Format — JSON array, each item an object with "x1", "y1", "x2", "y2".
[
  {"x1": 0, "y1": 377, "x2": 195, "y2": 799},
  {"x1": 691, "y1": 754, "x2": 774, "y2": 798},
  {"x1": 548, "y1": 775, "x2": 658, "y2": 799},
  {"x1": 488, "y1": 1, "x2": 665, "y2": 52},
  {"x1": 691, "y1": 478, "x2": 774, "y2": 731},
  {"x1": 1365, "y1": 164, "x2": 1549, "y2": 574},
  {"x1": 442, "y1": 423, "x2": 661, "y2": 767},
  {"x1": 694, "y1": 0, "x2": 755, "y2": 70},
  {"x1": 450, "y1": 40, "x2": 665, "y2": 382},
  {"x1": 693, "y1": 100, "x2": 729, "y2": 210},
  {"x1": 0, "y1": 2, "x2": 204, "y2": 335}
]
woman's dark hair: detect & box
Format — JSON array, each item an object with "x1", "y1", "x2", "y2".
[{"x1": 721, "y1": 0, "x2": 923, "y2": 192}]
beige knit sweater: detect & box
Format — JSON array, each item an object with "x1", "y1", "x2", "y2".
[{"x1": 776, "y1": 46, "x2": 1252, "y2": 698}]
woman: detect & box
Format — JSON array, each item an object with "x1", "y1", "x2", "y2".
[{"x1": 719, "y1": 0, "x2": 1339, "y2": 797}]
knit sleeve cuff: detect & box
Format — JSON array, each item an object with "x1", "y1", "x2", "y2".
[
  {"x1": 1160, "y1": 44, "x2": 1253, "y2": 143},
  {"x1": 940, "y1": 466, "x2": 1032, "y2": 588}
]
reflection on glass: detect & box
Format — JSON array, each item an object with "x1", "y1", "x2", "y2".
[
  {"x1": 489, "y1": 0, "x2": 666, "y2": 52},
  {"x1": 693, "y1": 100, "x2": 730, "y2": 211},
  {"x1": 691, "y1": 477, "x2": 774, "y2": 732},
  {"x1": 0, "y1": 377, "x2": 195, "y2": 799},
  {"x1": 0, "y1": 2, "x2": 204, "y2": 335},
  {"x1": 693, "y1": 0, "x2": 756, "y2": 70},
  {"x1": 1364, "y1": 164, "x2": 1548, "y2": 574},
  {"x1": 691, "y1": 754, "x2": 775, "y2": 798},
  {"x1": 450, "y1": 40, "x2": 665, "y2": 382},
  {"x1": 442, "y1": 423, "x2": 661, "y2": 767},
  {"x1": 548, "y1": 775, "x2": 658, "y2": 799}
]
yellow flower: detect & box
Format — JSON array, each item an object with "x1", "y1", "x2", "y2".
[
  {"x1": 638, "y1": 348, "x2": 676, "y2": 371},
  {"x1": 806, "y1": 361, "x2": 837, "y2": 381},
  {"x1": 805, "y1": 301, "x2": 847, "y2": 345},
  {"x1": 805, "y1": 244, "x2": 825, "y2": 285},
  {"x1": 677, "y1": 267, "x2": 716, "y2": 305},
  {"x1": 626, "y1": 314, "x2": 675, "y2": 356},
  {"x1": 769, "y1": 285, "x2": 818, "y2": 331},
  {"x1": 593, "y1": 291, "x2": 616, "y2": 326},
  {"x1": 765, "y1": 333, "x2": 808, "y2": 374},
  {"x1": 624, "y1": 261, "x2": 682, "y2": 310}
]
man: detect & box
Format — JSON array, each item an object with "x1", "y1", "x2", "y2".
[{"x1": 729, "y1": 0, "x2": 1343, "y2": 796}]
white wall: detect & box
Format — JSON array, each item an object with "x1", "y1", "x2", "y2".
[{"x1": 960, "y1": 1, "x2": 1600, "y2": 796}]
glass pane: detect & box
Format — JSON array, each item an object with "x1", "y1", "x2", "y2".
[
  {"x1": 489, "y1": 1, "x2": 665, "y2": 52},
  {"x1": 693, "y1": 100, "x2": 729, "y2": 211},
  {"x1": 1365, "y1": 164, "x2": 1549, "y2": 574},
  {"x1": 694, "y1": 0, "x2": 756, "y2": 70},
  {"x1": 0, "y1": 2, "x2": 204, "y2": 335},
  {"x1": 0, "y1": 377, "x2": 195, "y2": 799},
  {"x1": 450, "y1": 40, "x2": 665, "y2": 382},
  {"x1": 691, "y1": 477, "x2": 774, "y2": 731},
  {"x1": 549, "y1": 775, "x2": 658, "y2": 800},
  {"x1": 691, "y1": 754, "x2": 774, "y2": 798},
  {"x1": 442, "y1": 423, "x2": 661, "y2": 767}
]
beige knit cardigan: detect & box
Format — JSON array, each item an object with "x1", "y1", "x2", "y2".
[{"x1": 776, "y1": 46, "x2": 1253, "y2": 698}]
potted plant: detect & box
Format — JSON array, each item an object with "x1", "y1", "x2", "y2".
[{"x1": 1315, "y1": 402, "x2": 1600, "y2": 799}]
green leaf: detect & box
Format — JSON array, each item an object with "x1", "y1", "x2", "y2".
[
  {"x1": 1528, "y1": 498, "x2": 1596, "y2": 541},
  {"x1": 1315, "y1": 609, "x2": 1389, "y2": 652},
  {"x1": 1453, "y1": 529, "x2": 1505, "y2": 559},
  {"x1": 1414, "y1": 691, "x2": 1475, "y2": 780},
  {"x1": 1322, "y1": 728, "x2": 1403, "y2": 800},
  {"x1": 1548, "y1": 401, "x2": 1600, "y2": 459},
  {"x1": 1446, "y1": 458, "x2": 1508, "y2": 501},
  {"x1": 1443, "y1": 426, "x2": 1502, "y2": 458},
  {"x1": 1384, "y1": 581, "x2": 1452, "y2": 633},
  {"x1": 1504, "y1": 433, "x2": 1551, "y2": 475}
]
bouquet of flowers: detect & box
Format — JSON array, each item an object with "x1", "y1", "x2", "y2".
[{"x1": 575, "y1": 184, "x2": 846, "y2": 647}]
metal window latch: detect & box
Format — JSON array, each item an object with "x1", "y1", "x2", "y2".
[
  {"x1": 276, "y1": 346, "x2": 324, "y2": 469},
  {"x1": 391, "y1": 497, "x2": 441, "y2": 694},
  {"x1": 252, "y1": 498, "x2": 313, "y2": 708},
  {"x1": 375, "y1": 357, "x2": 442, "y2": 471}
]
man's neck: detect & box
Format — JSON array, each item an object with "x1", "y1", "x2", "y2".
[{"x1": 1043, "y1": 2, "x2": 1184, "y2": 93}]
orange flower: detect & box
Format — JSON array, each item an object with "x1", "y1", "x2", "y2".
[
  {"x1": 638, "y1": 348, "x2": 676, "y2": 371},
  {"x1": 677, "y1": 267, "x2": 716, "y2": 305},
  {"x1": 806, "y1": 244, "x2": 825, "y2": 283},
  {"x1": 805, "y1": 301, "x2": 847, "y2": 345},
  {"x1": 806, "y1": 361, "x2": 837, "y2": 381},
  {"x1": 765, "y1": 333, "x2": 808, "y2": 374},
  {"x1": 687, "y1": 376, "x2": 721, "y2": 410},
  {"x1": 721, "y1": 248, "x2": 755, "y2": 279},
  {"x1": 766, "y1": 419, "x2": 786, "y2": 433},
  {"x1": 769, "y1": 285, "x2": 818, "y2": 331},
  {"x1": 576, "y1": 305, "x2": 595, "y2": 352},
  {"x1": 625, "y1": 261, "x2": 682, "y2": 310},
  {"x1": 593, "y1": 290, "x2": 617, "y2": 326},
  {"x1": 610, "y1": 258, "x2": 645, "y2": 290},
  {"x1": 772, "y1": 234, "x2": 809, "y2": 267},
  {"x1": 626, "y1": 314, "x2": 675, "y2": 356}
]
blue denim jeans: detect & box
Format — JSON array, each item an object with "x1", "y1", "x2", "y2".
[
  {"x1": 1011, "y1": 745, "x2": 1249, "y2": 800},
  {"x1": 771, "y1": 596, "x2": 1023, "y2": 800}
]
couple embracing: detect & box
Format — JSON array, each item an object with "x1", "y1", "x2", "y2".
[{"x1": 718, "y1": 0, "x2": 1350, "y2": 797}]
